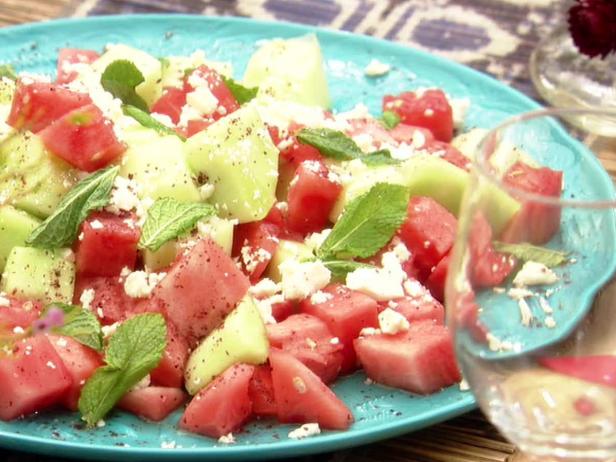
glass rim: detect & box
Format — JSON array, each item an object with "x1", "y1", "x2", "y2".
[{"x1": 474, "y1": 107, "x2": 616, "y2": 209}]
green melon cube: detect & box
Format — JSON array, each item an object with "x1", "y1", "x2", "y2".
[
  {"x1": 243, "y1": 34, "x2": 331, "y2": 109},
  {"x1": 197, "y1": 216, "x2": 235, "y2": 255},
  {"x1": 0, "y1": 206, "x2": 40, "y2": 272},
  {"x1": 0, "y1": 132, "x2": 79, "y2": 218},
  {"x1": 119, "y1": 127, "x2": 200, "y2": 204},
  {"x1": 184, "y1": 295, "x2": 269, "y2": 395},
  {"x1": 91, "y1": 44, "x2": 162, "y2": 108},
  {"x1": 1, "y1": 247, "x2": 75, "y2": 304},
  {"x1": 185, "y1": 105, "x2": 278, "y2": 223}
]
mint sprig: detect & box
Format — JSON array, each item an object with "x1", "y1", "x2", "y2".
[
  {"x1": 360, "y1": 149, "x2": 400, "y2": 166},
  {"x1": 123, "y1": 105, "x2": 185, "y2": 140},
  {"x1": 222, "y1": 76, "x2": 258, "y2": 105},
  {"x1": 78, "y1": 313, "x2": 167, "y2": 427},
  {"x1": 138, "y1": 197, "x2": 216, "y2": 251},
  {"x1": 101, "y1": 60, "x2": 149, "y2": 112},
  {"x1": 318, "y1": 183, "x2": 409, "y2": 260},
  {"x1": 380, "y1": 111, "x2": 401, "y2": 129},
  {"x1": 26, "y1": 166, "x2": 119, "y2": 249},
  {"x1": 0, "y1": 64, "x2": 17, "y2": 81},
  {"x1": 47, "y1": 303, "x2": 103, "y2": 352},
  {"x1": 493, "y1": 242, "x2": 570, "y2": 268},
  {"x1": 297, "y1": 128, "x2": 362, "y2": 161}
]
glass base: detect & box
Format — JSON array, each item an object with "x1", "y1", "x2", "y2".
[{"x1": 530, "y1": 27, "x2": 616, "y2": 137}]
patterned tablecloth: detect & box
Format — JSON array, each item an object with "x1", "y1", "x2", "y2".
[{"x1": 0, "y1": 0, "x2": 564, "y2": 461}]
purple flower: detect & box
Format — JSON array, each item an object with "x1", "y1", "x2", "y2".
[
  {"x1": 32, "y1": 307, "x2": 65, "y2": 334},
  {"x1": 568, "y1": 0, "x2": 616, "y2": 59}
]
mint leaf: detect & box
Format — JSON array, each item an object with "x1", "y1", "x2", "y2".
[
  {"x1": 47, "y1": 303, "x2": 103, "y2": 352},
  {"x1": 222, "y1": 76, "x2": 258, "y2": 104},
  {"x1": 493, "y1": 242, "x2": 570, "y2": 268},
  {"x1": 323, "y1": 260, "x2": 376, "y2": 281},
  {"x1": 0, "y1": 64, "x2": 17, "y2": 81},
  {"x1": 122, "y1": 105, "x2": 185, "y2": 140},
  {"x1": 361, "y1": 149, "x2": 400, "y2": 166},
  {"x1": 380, "y1": 111, "x2": 400, "y2": 129},
  {"x1": 139, "y1": 197, "x2": 216, "y2": 251},
  {"x1": 297, "y1": 128, "x2": 363, "y2": 161},
  {"x1": 100, "y1": 60, "x2": 148, "y2": 112},
  {"x1": 78, "y1": 313, "x2": 167, "y2": 427},
  {"x1": 26, "y1": 166, "x2": 119, "y2": 249},
  {"x1": 318, "y1": 183, "x2": 409, "y2": 260}
]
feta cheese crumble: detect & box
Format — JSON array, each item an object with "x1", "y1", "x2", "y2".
[
  {"x1": 310, "y1": 290, "x2": 333, "y2": 305},
  {"x1": 0, "y1": 293, "x2": 10, "y2": 307},
  {"x1": 90, "y1": 219, "x2": 104, "y2": 230},
  {"x1": 513, "y1": 261, "x2": 559, "y2": 286},
  {"x1": 288, "y1": 423, "x2": 321, "y2": 440},
  {"x1": 304, "y1": 229, "x2": 331, "y2": 251},
  {"x1": 249, "y1": 278, "x2": 281, "y2": 298},
  {"x1": 364, "y1": 59, "x2": 391, "y2": 77},
  {"x1": 378, "y1": 308, "x2": 410, "y2": 335},
  {"x1": 218, "y1": 433, "x2": 236, "y2": 445},
  {"x1": 346, "y1": 250, "x2": 407, "y2": 301},
  {"x1": 79, "y1": 288, "x2": 96, "y2": 310},
  {"x1": 123, "y1": 271, "x2": 167, "y2": 298},
  {"x1": 280, "y1": 260, "x2": 331, "y2": 300}
]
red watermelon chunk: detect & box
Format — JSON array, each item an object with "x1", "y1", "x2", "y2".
[
  {"x1": 501, "y1": 161, "x2": 563, "y2": 245},
  {"x1": 149, "y1": 323, "x2": 189, "y2": 388},
  {"x1": 0, "y1": 335, "x2": 72, "y2": 420},
  {"x1": 424, "y1": 141, "x2": 470, "y2": 171},
  {"x1": 248, "y1": 365, "x2": 277, "y2": 417},
  {"x1": 232, "y1": 221, "x2": 280, "y2": 282},
  {"x1": 269, "y1": 349, "x2": 353, "y2": 430},
  {"x1": 56, "y1": 48, "x2": 100, "y2": 84},
  {"x1": 180, "y1": 364, "x2": 254, "y2": 438},
  {"x1": 354, "y1": 321, "x2": 461, "y2": 395},
  {"x1": 425, "y1": 253, "x2": 451, "y2": 302},
  {"x1": 382, "y1": 284, "x2": 445, "y2": 325},
  {"x1": 398, "y1": 196, "x2": 457, "y2": 273},
  {"x1": 47, "y1": 334, "x2": 103, "y2": 411},
  {"x1": 152, "y1": 237, "x2": 250, "y2": 345},
  {"x1": 7, "y1": 82, "x2": 92, "y2": 133},
  {"x1": 469, "y1": 212, "x2": 515, "y2": 288},
  {"x1": 287, "y1": 160, "x2": 342, "y2": 235},
  {"x1": 75, "y1": 212, "x2": 140, "y2": 277},
  {"x1": 0, "y1": 296, "x2": 41, "y2": 331},
  {"x1": 73, "y1": 275, "x2": 135, "y2": 325},
  {"x1": 300, "y1": 284, "x2": 379, "y2": 374},
  {"x1": 151, "y1": 87, "x2": 187, "y2": 125},
  {"x1": 119, "y1": 386, "x2": 186, "y2": 422},
  {"x1": 538, "y1": 355, "x2": 616, "y2": 389},
  {"x1": 388, "y1": 123, "x2": 435, "y2": 146},
  {"x1": 39, "y1": 103, "x2": 126, "y2": 172},
  {"x1": 267, "y1": 314, "x2": 343, "y2": 384}
]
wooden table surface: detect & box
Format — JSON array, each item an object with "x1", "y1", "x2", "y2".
[{"x1": 0, "y1": 0, "x2": 581, "y2": 461}]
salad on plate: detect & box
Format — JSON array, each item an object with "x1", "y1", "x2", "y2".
[{"x1": 0, "y1": 34, "x2": 564, "y2": 443}]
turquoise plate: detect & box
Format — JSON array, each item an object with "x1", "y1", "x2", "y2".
[{"x1": 0, "y1": 13, "x2": 609, "y2": 461}]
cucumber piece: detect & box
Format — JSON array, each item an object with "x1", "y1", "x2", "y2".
[
  {"x1": 0, "y1": 206, "x2": 40, "y2": 272},
  {"x1": 119, "y1": 127, "x2": 200, "y2": 203},
  {"x1": 143, "y1": 240, "x2": 178, "y2": 272},
  {"x1": 1, "y1": 246, "x2": 75, "y2": 304},
  {"x1": 184, "y1": 295, "x2": 269, "y2": 395},
  {"x1": 160, "y1": 53, "x2": 233, "y2": 89},
  {"x1": 185, "y1": 105, "x2": 278, "y2": 223},
  {"x1": 266, "y1": 239, "x2": 314, "y2": 282},
  {"x1": 0, "y1": 132, "x2": 79, "y2": 218},
  {"x1": 197, "y1": 216, "x2": 235, "y2": 256},
  {"x1": 91, "y1": 44, "x2": 162, "y2": 108},
  {"x1": 0, "y1": 77, "x2": 15, "y2": 104},
  {"x1": 243, "y1": 34, "x2": 331, "y2": 109}
]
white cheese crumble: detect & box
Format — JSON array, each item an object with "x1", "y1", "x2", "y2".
[
  {"x1": 90, "y1": 219, "x2": 104, "y2": 230},
  {"x1": 218, "y1": 433, "x2": 236, "y2": 445},
  {"x1": 330, "y1": 337, "x2": 340, "y2": 345},
  {"x1": 364, "y1": 59, "x2": 391, "y2": 77},
  {"x1": 346, "y1": 250, "x2": 406, "y2": 301},
  {"x1": 129, "y1": 374, "x2": 151, "y2": 392},
  {"x1": 249, "y1": 278, "x2": 281, "y2": 298},
  {"x1": 304, "y1": 229, "x2": 331, "y2": 252},
  {"x1": 123, "y1": 271, "x2": 166, "y2": 298},
  {"x1": 101, "y1": 322, "x2": 119, "y2": 338},
  {"x1": 46, "y1": 360, "x2": 56, "y2": 370},
  {"x1": 359, "y1": 327, "x2": 381, "y2": 337},
  {"x1": 241, "y1": 244, "x2": 272, "y2": 274},
  {"x1": 160, "y1": 441, "x2": 177, "y2": 449},
  {"x1": 79, "y1": 288, "x2": 96, "y2": 311},
  {"x1": 288, "y1": 423, "x2": 321, "y2": 440},
  {"x1": 199, "y1": 183, "x2": 215, "y2": 200},
  {"x1": 0, "y1": 294, "x2": 10, "y2": 307},
  {"x1": 539, "y1": 296, "x2": 553, "y2": 314},
  {"x1": 150, "y1": 112, "x2": 175, "y2": 128},
  {"x1": 96, "y1": 419, "x2": 106, "y2": 428},
  {"x1": 55, "y1": 337, "x2": 69, "y2": 348},
  {"x1": 378, "y1": 308, "x2": 410, "y2": 335},
  {"x1": 255, "y1": 294, "x2": 283, "y2": 324},
  {"x1": 459, "y1": 378, "x2": 470, "y2": 391},
  {"x1": 513, "y1": 261, "x2": 559, "y2": 286},
  {"x1": 449, "y1": 97, "x2": 470, "y2": 128},
  {"x1": 544, "y1": 316, "x2": 556, "y2": 328},
  {"x1": 186, "y1": 86, "x2": 219, "y2": 116},
  {"x1": 279, "y1": 260, "x2": 331, "y2": 300},
  {"x1": 13, "y1": 326, "x2": 25, "y2": 334},
  {"x1": 292, "y1": 376, "x2": 307, "y2": 394},
  {"x1": 310, "y1": 290, "x2": 333, "y2": 305},
  {"x1": 518, "y1": 297, "x2": 534, "y2": 327}
]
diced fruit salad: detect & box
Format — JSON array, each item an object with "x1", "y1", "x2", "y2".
[{"x1": 0, "y1": 34, "x2": 563, "y2": 441}]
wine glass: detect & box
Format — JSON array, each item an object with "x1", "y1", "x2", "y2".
[{"x1": 446, "y1": 108, "x2": 616, "y2": 461}]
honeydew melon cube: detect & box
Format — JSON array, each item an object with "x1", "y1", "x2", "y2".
[
  {"x1": 119, "y1": 127, "x2": 200, "y2": 204},
  {"x1": 185, "y1": 105, "x2": 278, "y2": 223},
  {"x1": 266, "y1": 239, "x2": 314, "y2": 283},
  {"x1": 0, "y1": 132, "x2": 79, "y2": 218},
  {"x1": 1, "y1": 246, "x2": 75, "y2": 304},
  {"x1": 0, "y1": 206, "x2": 40, "y2": 272},
  {"x1": 243, "y1": 34, "x2": 331, "y2": 109},
  {"x1": 91, "y1": 44, "x2": 162, "y2": 108},
  {"x1": 184, "y1": 295, "x2": 269, "y2": 395}
]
